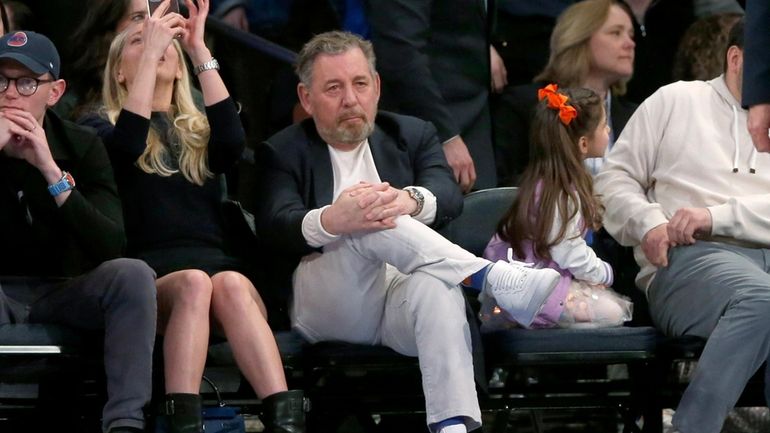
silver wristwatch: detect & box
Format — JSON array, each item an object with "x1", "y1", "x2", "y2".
[
  {"x1": 194, "y1": 58, "x2": 220, "y2": 75},
  {"x1": 404, "y1": 187, "x2": 425, "y2": 216}
]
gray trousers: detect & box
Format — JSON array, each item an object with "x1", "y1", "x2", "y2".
[
  {"x1": 648, "y1": 241, "x2": 770, "y2": 433},
  {"x1": 1, "y1": 258, "x2": 157, "y2": 432},
  {"x1": 292, "y1": 216, "x2": 487, "y2": 431}
]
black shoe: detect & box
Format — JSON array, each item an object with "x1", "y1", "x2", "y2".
[
  {"x1": 161, "y1": 393, "x2": 202, "y2": 433},
  {"x1": 262, "y1": 390, "x2": 308, "y2": 433}
]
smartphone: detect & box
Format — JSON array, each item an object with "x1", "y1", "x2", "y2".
[{"x1": 147, "y1": 0, "x2": 180, "y2": 16}]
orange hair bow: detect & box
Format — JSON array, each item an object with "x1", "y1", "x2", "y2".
[{"x1": 537, "y1": 84, "x2": 577, "y2": 126}]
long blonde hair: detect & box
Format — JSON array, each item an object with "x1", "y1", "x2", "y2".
[
  {"x1": 102, "y1": 29, "x2": 212, "y2": 185},
  {"x1": 534, "y1": 0, "x2": 631, "y2": 96}
]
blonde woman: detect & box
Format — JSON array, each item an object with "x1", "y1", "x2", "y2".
[{"x1": 80, "y1": 1, "x2": 304, "y2": 432}]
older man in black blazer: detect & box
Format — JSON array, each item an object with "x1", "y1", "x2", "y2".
[{"x1": 256, "y1": 31, "x2": 559, "y2": 433}]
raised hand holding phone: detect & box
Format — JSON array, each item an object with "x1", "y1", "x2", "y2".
[
  {"x1": 147, "y1": 0, "x2": 180, "y2": 16},
  {"x1": 143, "y1": 0, "x2": 187, "y2": 59},
  {"x1": 121, "y1": 0, "x2": 186, "y2": 118}
]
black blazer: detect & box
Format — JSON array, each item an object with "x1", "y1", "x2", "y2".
[
  {"x1": 366, "y1": 0, "x2": 497, "y2": 189},
  {"x1": 743, "y1": 0, "x2": 770, "y2": 107},
  {"x1": 493, "y1": 82, "x2": 638, "y2": 186},
  {"x1": 256, "y1": 111, "x2": 463, "y2": 259}
]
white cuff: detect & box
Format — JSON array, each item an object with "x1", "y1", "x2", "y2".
[{"x1": 301, "y1": 206, "x2": 341, "y2": 248}]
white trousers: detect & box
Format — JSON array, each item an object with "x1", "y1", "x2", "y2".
[{"x1": 292, "y1": 216, "x2": 487, "y2": 430}]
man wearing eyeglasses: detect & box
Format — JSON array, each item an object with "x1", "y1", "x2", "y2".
[{"x1": 0, "y1": 31, "x2": 157, "y2": 433}]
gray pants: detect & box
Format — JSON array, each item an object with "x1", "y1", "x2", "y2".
[
  {"x1": 292, "y1": 216, "x2": 486, "y2": 431},
  {"x1": 0, "y1": 258, "x2": 157, "y2": 432},
  {"x1": 648, "y1": 241, "x2": 770, "y2": 433}
]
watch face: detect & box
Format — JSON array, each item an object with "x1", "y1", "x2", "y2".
[{"x1": 64, "y1": 172, "x2": 76, "y2": 187}]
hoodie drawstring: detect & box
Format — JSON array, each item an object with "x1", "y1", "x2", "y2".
[
  {"x1": 732, "y1": 105, "x2": 740, "y2": 173},
  {"x1": 732, "y1": 105, "x2": 757, "y2": 174}
]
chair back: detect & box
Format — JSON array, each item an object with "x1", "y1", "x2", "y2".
[{"x1": 440, "y1": 187, "x2": 517, "y2": 256}]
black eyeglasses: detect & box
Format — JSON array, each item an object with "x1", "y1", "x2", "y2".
[{"x1": 0, "y1": 75, "x2": 55, "y2": 96}]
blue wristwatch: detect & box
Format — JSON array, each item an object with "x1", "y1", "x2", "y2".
[{"x1": 47, "y1": 171, "x2": 76, "y2": 196}]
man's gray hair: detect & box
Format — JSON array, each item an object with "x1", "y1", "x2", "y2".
[{"x1": 295, "y1": 31, "x2": 377, "y2": 86}]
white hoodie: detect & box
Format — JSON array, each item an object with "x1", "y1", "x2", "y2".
[{"x1": 595, "y1": 75, "x2": 770, "y2": 292}]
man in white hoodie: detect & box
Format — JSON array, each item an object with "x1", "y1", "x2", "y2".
[{"x1": 596, "y1": 19, "x2": 770, "y2": 433}]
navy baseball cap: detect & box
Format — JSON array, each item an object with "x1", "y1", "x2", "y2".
[{"x1": 0, "y1": 31, "x2": 60, "y2": 79}]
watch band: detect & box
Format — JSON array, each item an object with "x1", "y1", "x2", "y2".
[
  {"x1": 48, "y1": 171, "x2": 76, "y2": 197},
  {"x1": 193, "y1": 57, "x2": 220, "y2": 75},
  {"x1": 404, "y1": 187, "x2": 425, "y2": 217}
]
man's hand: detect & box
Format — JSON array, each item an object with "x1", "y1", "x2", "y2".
[
  {"x1": 642, "y1": 223, "x2": 672, "y2": 267},
  {"x1": 490, "y1": 45, "x2": 508, "y2": 94},
  {"x1": 667, "y1": 207, "x2": 712, "y2": 245},
  {"x1": 748, "y1": 103, "x2": 770, "y2": 153},
  {"x1": 321, "y1": 182, "x2": 400, "y2": 235},
  {"x1": 0, "y1": 114, "x2": 11, "y2": 152},
  {"x1": 443, "y1": 136, "x2": 476, "y2": 193},
  {"x1": 352, "y1": 187, "x2": 418, "y2": 221},
  {"x1": 1, "y1": 109, "x2": 60, "y2": 181},
  {"x1": 221, "y1": 6, "x2": 249, "y2": 31}
]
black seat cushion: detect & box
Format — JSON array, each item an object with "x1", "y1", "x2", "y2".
[
  {"x1": 0, "y1": 324, "x2": 89, "y2": 352},
  {"x1": 304, "y1": 341, "x2": 416, "y2": 369},
  {"x1": 484, "y1": 326, "x2": 658, "y2": 364},
  {"x1": 207, "y1": 330, "x2": 308, "y2": 367}
]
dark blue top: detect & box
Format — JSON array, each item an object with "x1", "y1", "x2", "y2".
[{"x1": 743, "y1": 0, "x2": 770, "y2": 107}]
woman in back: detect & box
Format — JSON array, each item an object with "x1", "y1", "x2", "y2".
[{"x1": 494, "y1": 0, "x2": 637, "y2": 185}]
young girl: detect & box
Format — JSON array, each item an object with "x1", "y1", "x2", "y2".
[
  {"x1": 481, "y1": 84, "x2": 631, "y2": 329},
  {"x1": 80, "y1": 1, "x2": 304, "y2": 432}
]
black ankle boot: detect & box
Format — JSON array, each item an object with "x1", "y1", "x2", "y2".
[
  {"x1": 262, "y1": 390, "x2": 307, "y2": 433},
  {"x1": 163, "y1": 393, "x2": 202, "y2": 433}
]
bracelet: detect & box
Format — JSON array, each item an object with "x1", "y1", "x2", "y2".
[
  {"x1": 193, "y1": 57, "x2": 220, "y2": 75},
  {"x1": 404, "y1": 187, "x2": 425, "y2": 217}
]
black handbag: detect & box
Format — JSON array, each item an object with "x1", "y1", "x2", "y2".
[{"x1": 221, "y1": 199, "x2": 259, "y2": 258}]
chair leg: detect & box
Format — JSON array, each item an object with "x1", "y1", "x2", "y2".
[
  {"x1": 489, "y1": 408, "x2": 511, "y2": 433},
  {"x1": 640, "y1": 361, "x2": 663, "y2": 433},
  {"x1": 530, "y1": 410, "x2": 544, "y2": 433}
]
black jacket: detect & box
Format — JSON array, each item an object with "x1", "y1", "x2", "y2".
[
  {"x1": 366, "y1": 0, "x2": 497, "y2": 189},
  {"x1": 623, "y1": 0, "x2": 695, "y2": 103},
  {"x1": 256, "y1": 111, "x2": 462, "y2": 259},
  {"x1": 743, "y1": 0, "x2": 770, "y2": 107},
  {"x1": 0, "y1": 110, "x2": 124, "y2": 277}
]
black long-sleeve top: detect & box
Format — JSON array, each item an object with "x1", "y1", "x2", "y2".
[{"x1": 80, "y1": 98, "x2": 245, "y2": 269}]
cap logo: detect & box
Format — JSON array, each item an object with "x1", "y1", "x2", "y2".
[{"x1": 7, "y1": 32, "x2": 28, "y2": 47}]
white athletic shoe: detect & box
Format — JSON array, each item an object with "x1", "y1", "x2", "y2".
[{"x1": 484, "y1": 249, "x2": 560, "y2": 327}]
